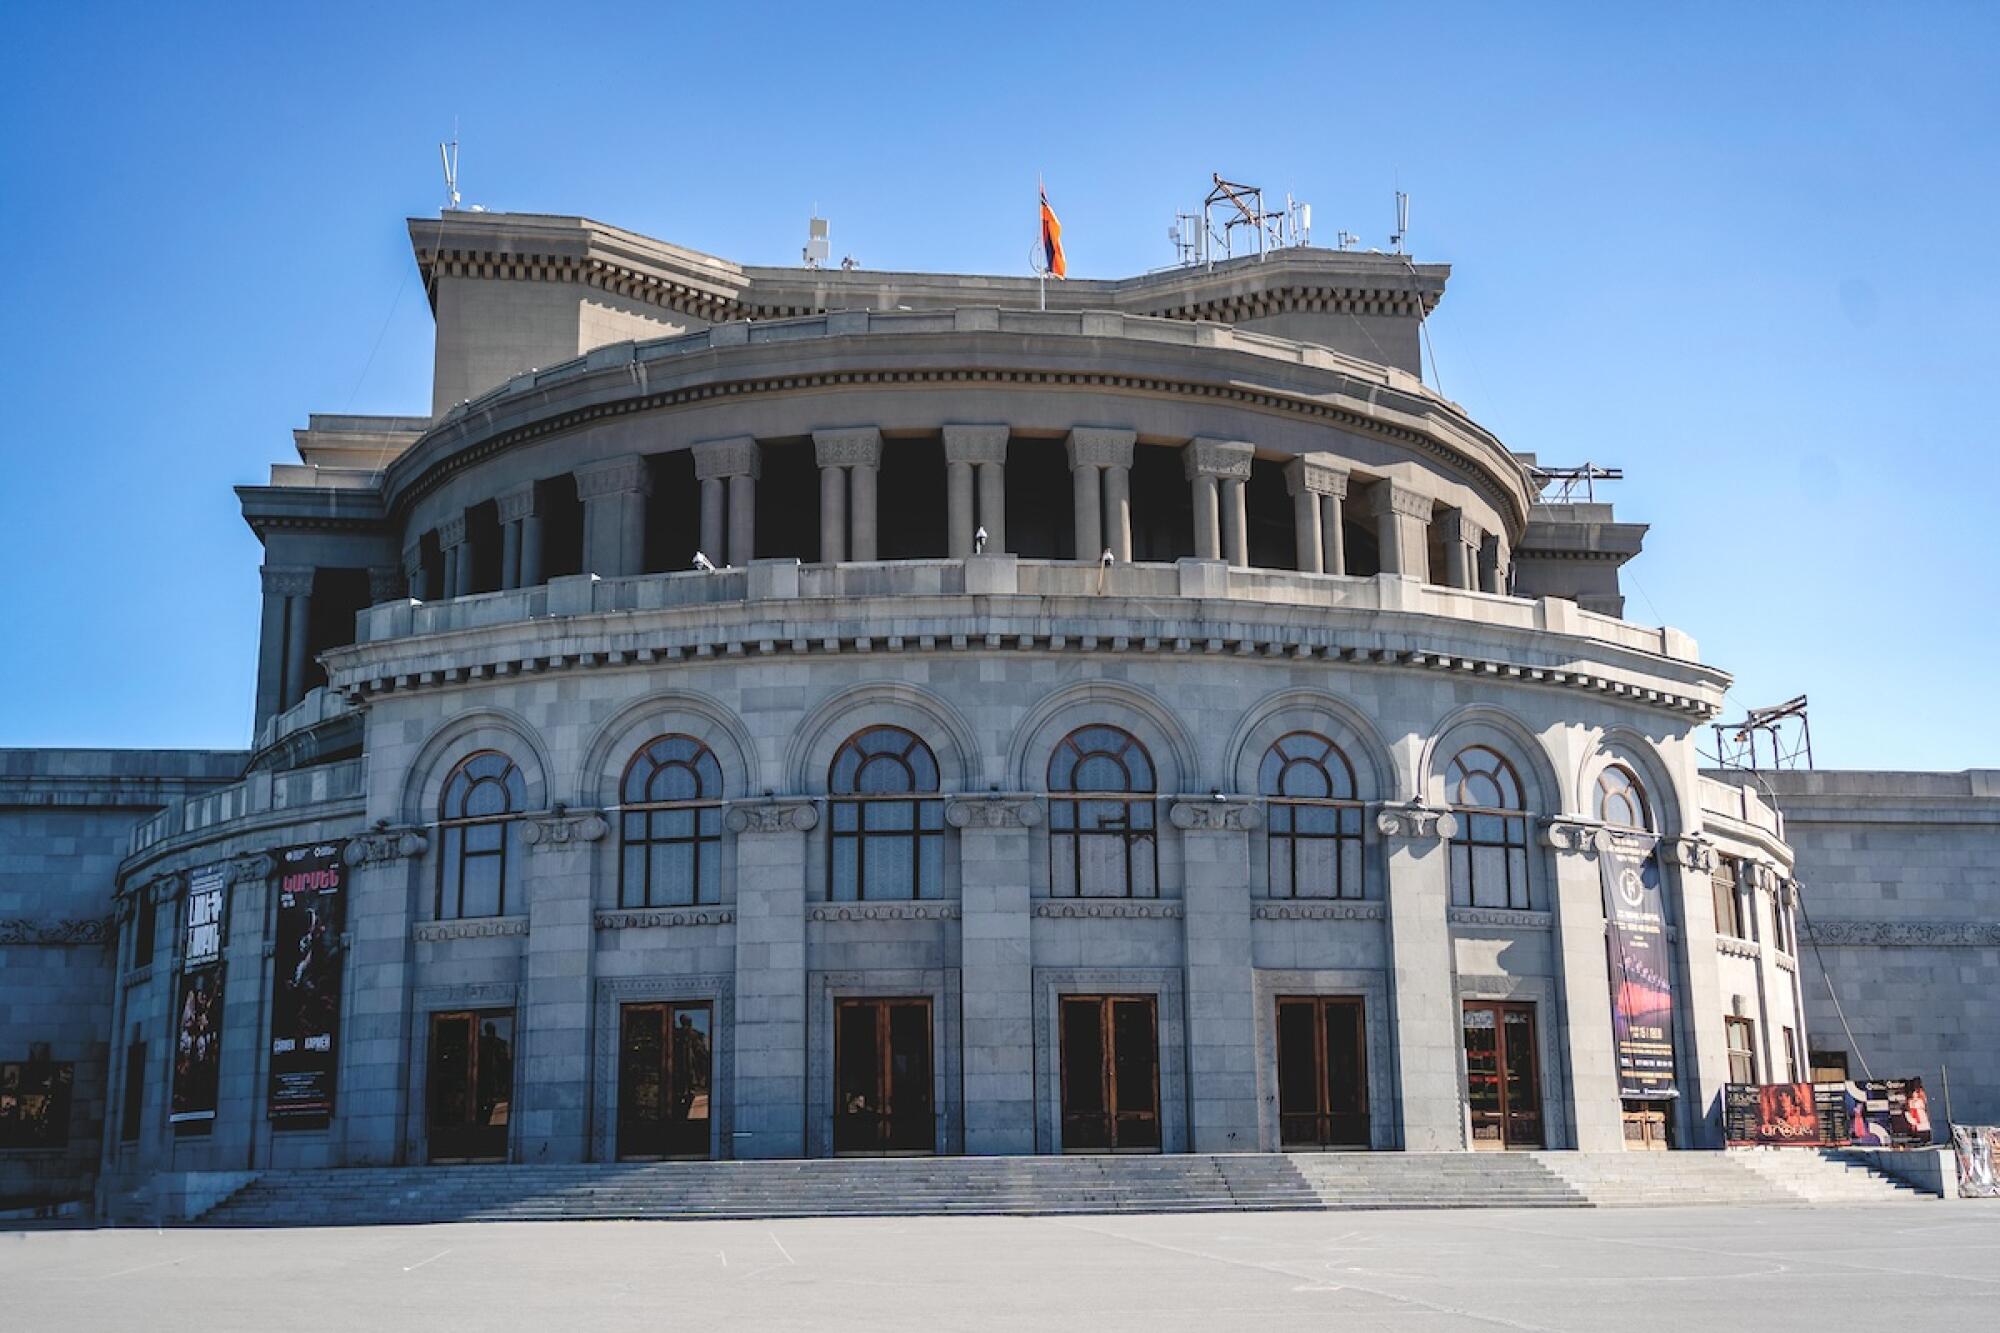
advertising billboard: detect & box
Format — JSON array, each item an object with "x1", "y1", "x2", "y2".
[{"x1": 268, "y1": 841, "x2": 347, "y2": 1125}]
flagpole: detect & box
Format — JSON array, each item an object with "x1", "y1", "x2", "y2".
[{"x1": 1037, "y1": 173, "x2": 1046, "y2": 311}]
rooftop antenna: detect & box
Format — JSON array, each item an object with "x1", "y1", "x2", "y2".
[
  {"x1": 1391, "y1": 190, "x2": 1409, "y2": 253},
  {"x1": 439, "y1": 128, "x2": 461, "y2": 213},
  {"x1": 803, "y1": 212, "x2": 830, "y2": 269},
  {"x1": 1710, "y1": 695, "x2": 1815, "y2": 772}
]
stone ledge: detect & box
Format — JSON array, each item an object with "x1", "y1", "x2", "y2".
[
  {"x1": 595, "y1": 908, "x2": 733, "y2": 931},
  {"x1": 808, "y1": 903, "x2": 961, "y2": 923},
  {"x1": 1254, "y1": 900, "x2": 1385, "y2": 922},
  {"x1": 413, "y1": 915, "x2": 529, "y2": 943},
  {"x1": 1447, "y1": 906, "x2": 1553, "y2": 930},
  {"x1": 1715, "y1": 934, "x2": 1762, "y2": 960},
  {"x1": 1034, "y1": 900, "x2": 1182, "y2": 920}
]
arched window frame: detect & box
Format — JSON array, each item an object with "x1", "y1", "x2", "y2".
[
  {"x1": 618, "y1": 735, "x2": 725, "y2": 908},
  {"x1": 1444, "y1": 745, "x2": 1531, "y2": 909},
  {"x1": 828, "y1": 726, "x2": 944, "y2": 901},
  {"x1": 436, "y1": 750, "x2": 526, "y2": 920},
  {"x1": 1048, "y1": 725, "x2": 1158, "y2": 898},
  {"x1": 1260, "y1": 731, "x2": 1365, "y2": 899},
  {"x1": 1593, "y1": 763, "x2": 1652, "y2": 832}
]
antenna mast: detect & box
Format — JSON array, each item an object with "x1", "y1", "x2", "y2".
[{"x1": 439, "y1": 133, "x2": 461, "y2": 213}]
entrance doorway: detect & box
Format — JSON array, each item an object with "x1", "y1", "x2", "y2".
[
  {"x1": 833, "y1": 998, "x2": 934, "y2": 1154},
  {"x1": 1276, "y1": 996, "x2": 1370, "y2": 1148},
  {"x1": 1462, "y1": 1001, "x2": 1543, "y2": 1150},
  {"x1": 1059, "y1": 995, "x2": 1161, "y2": 1152},
  {"x1": 427, "y1": 1009, "x2": 514, "y2": 1163},
  {"x1": 618, "y1": 1001, "x2": 714, "y2": 1160},
  {"x1": 1622, "y1": 1099, "x2": 1671, "y2": 1150}
]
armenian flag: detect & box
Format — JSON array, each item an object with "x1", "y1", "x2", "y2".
[{"x1": 1040, "y1": 184, "x2": 1066, "y2": 280}]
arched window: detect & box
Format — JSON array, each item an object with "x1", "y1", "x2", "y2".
[
  {"x1": 1049, "y1": 725, "x2": 1157, "y2": 898},
  {"x1": 829, "y1": 726, "x2": 943, "y2": 900},
  {"x1": 1445, "y1": 745, "x2": 1530, "y2": 909},
  {"x1": 1260, "y1": 732, "x2": 1364, "y2": 899},
  {"x1": 437, "y1": 750, "x2": 526, "y2": 919},
  {"x1": 1594, "y1": 764, "x2": 1651, "y2": 832},
  {"x1": 619, "y1": 735, "x2": 725, "y2": 907}
]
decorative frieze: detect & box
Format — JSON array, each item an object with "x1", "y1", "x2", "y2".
[
  {"x1": 724, "y1": 799, "x2": 819, "y2": 834},
  {"x1": 1806, "y1": 919, "x2": 2000, "y2": 948},
  {"x1": 808, "y1": 903, "x2": 961, "y2": 923},
  {"x1": 1253, "y1": 900, "x2": 1385, "y2": 922},
  {"x1": 1182, "y1": 437, "x2": 1254, "y2": 481},
  {"x1": 1168, "y1": 797, "x2": 1261, "y2": 831},
  {"x1": 812, "y1": 428, "x2": 882, "y2": 469},
  {"x1": 1283, "y1": 453, "x2": 1349, "y2": 499},
  {"x1": 1375, "y1": 803, "x2": 1457, "y2": 841},
  {"x1": 0, "y1": 916, "x2": 114, "y2": 946},
  {"x1": 944, "y1": 795, "x2": 1042, "y2": 829},
  {"x1": 1448, "y1": 906, "x2": 1554, "y2": 930},
  {"x1": 1064, "y1": 426, "x2": 1135, "y2": 470},
  {"x1": 595, "y1": 908, "x2": 734, "y2": 931},
  {"x1": 1034, "y1": 900, "x2": 1182, "y2": 920},
  {"x1": 344, "y1": 828, "x2": 430, "y2": 866},
  {"x1": 692, "y1": 436, "x2": 761, "y2": 480},
  {"x1": 413, "y1": 915, "x2": 529, "y2": 942},
  {"x1": 520, "y1": 810, "x2": 609, "y2": 849}
]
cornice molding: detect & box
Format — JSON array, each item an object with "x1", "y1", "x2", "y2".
[
  {"x1": 1661, "y1": 835, "x2": 1716, "y2": 872},
  {"x1": 1716, "y1": 934, "x2": 1762, "y2": 960},
  {"x1": 940, "y1": 424, "x2": 1009, "y2": 466},
  {"x1": 345, "y1": 828, "x2": 429, "y2": 866},
  {"x1": 1065, "y1": 427, "x2": 1136, "y2": 471},
  {"x1": 1368, "y1": 479, "x2": 1435, "y2": 522},
  {"x1": 437, "y1": 514, "x2": 468, "y2": 548},
  {"x1": 1283, "y1": 453, "x2": 1349, "y2": 499},
  {"x1": 574, "y1": 454, "x2": 652, "y2": 500},
  {"x1": 691, "y1": 436, "x2": 761, "y2": 481},
  {"x1": 495, "y1": 482, "x2": 540, "y2": 523},
  {"x1": 1182, "y1": 436, "x2": 1254, "y2": 481},
  {"x1": 1540, "y1": 817, "x2": 1611, "y2": 854},
  {"x1": 812, "y1": 428, "x2": 882, "y2": 469},
  {"x1": 260, "y1": 565, "x2": 315, "y2": 597}
]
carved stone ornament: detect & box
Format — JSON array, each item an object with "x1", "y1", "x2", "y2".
[
  {"x1": 812, "y1": 428, "x2": 883, "y2": 469},
  {"x1": 944, "y1": 796, "x2": 1042, "y2": 829},
  {"x1": 345, "y1": 829, "x2": 430, "y2": 867},
  {"x1": 1168, "y1": 797, "x2": 1262, "y2": 832},
  {"x1": 1282, "y1": 453, "x2": 1349, "y2": 499},
  {"x1": 1033, "y1": 900, "x2": 1182, "y2": 920},
  {"x1": 1182, "y1": 436, "x2": 1254, "y2": 481},
  {"x1": 414, "y1": 916, "x2": 529, "y2": 943},
  {"x1": 0, "y1": 915, "x2": 114, "y2": 946},
  {"x1": 260, "y1": 565, "x2": 315, "y2": 597},
  {"x1": 1661, "y1": 836, "x2": 1716, "y2": 873},
  {"x1": 1448, "y1": 906, "x2": 1554, "y2": 930},
  {"x1": 1254, "y1": 900, "x2": 1384, "y2": 922},
  {"x1": 691, "y1": 436, "x2": 761, "y2": 481},
  {"x1": 1715, "y1": 934, "x2": 1762, "y2": 961},
  {"x1": 1065, "y1": 427, "x2": 1136, "y2": 470},
  {"x1": 367, "y1": 566, "x2": 404, "y2": 604},
  {"x1": 940, "y1": 424, "x2": 1009, "y2": 466},
  {"x1": 1540, "y1": 817, "x2": 1612, "y2": 855},
  {"x1": 1806, "y1": 919, "x2": 2000, "y2": 948},
  {"x1": 224, "y1": 853, "x2": 275, "y2": 885},
  {"x1": 809, "y1": 903, "x2": 962, "y2": 923},
  {"x1": 1374, "y1": 803, "x2": 1457, "y2": 842},
  {"x1": 1368, "y1": 480, "x2": 1435, "y2": 522},
  {"x1": 520, "y1": 811, "x2": 610, "y2": 849},
  {"x1": 573, "y1": 454, "x2": 652, "y2": 500},
  {"x1": 144, "y1": 871, "x2": 183, "y2": 906},
  {"x1": 724, "y1": 799, "x2": 819, "y2": 835},
  {"x1": 596, "y1": 908, "x2": 735, "y2": 931},
  {"x1": 436, "y1": 513, "x2": 469, "y2": 549}
]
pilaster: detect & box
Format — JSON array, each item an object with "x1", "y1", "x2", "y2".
[
  {"x1": 947, "y1": 795, "x2": 1042, "y2": 1153},
  {"x1": 517, "y1": 810, "x2": 606, "y2": 1162},
  {"x1": 1169, "y1": 797, "x2": 1262, "y2": 1150},
  {"x1": 574, "y1": 454, "x2": 651, "y2": 579},
  {"x1": 338, "y1": 827, "x2": 428, "y2": 1165},
  {"x1": 1540, "y1": 817, "x2": 1626, "y2": 1151},
  {"x1": 1376, "y1": 801, "x2": 1463, "y2": 1150},
  {"x1": 725, "y1": 798, "x2": 818, "y2": 1158}
]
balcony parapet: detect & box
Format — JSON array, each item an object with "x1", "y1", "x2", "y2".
[{"x1": 127, "y1": 757, "x2": 364, "y2": 861}]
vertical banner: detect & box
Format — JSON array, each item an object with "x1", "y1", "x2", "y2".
[
  {"x1": 269, "y1": 841, "x2": 347, "y2": 1126},
  {"x1": 1953, "y1": 1125, "x2": 2000, "y2": 1198},
  {"x1": 170, "y1": 864, "x2": 229, "y2": 1129},
  {"x1": 1600, "y1": 832, "x2": 1679, "y2": 1099}
]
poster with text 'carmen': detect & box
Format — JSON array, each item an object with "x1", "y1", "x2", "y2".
[
  {"x1": 269, "y1": 841, "x2": 347, "y2": 1125},
  {"x1": 1600, "y1": 832, "x2": 1678, "y2": 1100}
]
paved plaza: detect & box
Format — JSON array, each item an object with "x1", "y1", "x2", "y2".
[{"x1": 4, "y1": 1204, "x2": 1995, "y2": 1330}]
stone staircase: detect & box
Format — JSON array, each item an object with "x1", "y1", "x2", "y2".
[
  {"x1": 193, "y1": 1149, "x2": 1929, "y2": 1227},
  {"x1": 1534, "y1": 1149, "x2": 1929, "y2": 1207}
]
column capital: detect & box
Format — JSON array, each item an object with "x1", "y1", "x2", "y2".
[
  {"x1": 1662, "y1": 835, "x2": 1717, "y2": 873},
  {"x1": 724, "y1": 798, "x2": 820, "y2": 835},
  {"x1": 574, "y1": 453, "x2": 652, "y2": 500},
  {"x1": 1168, "y1": 796, "x2": 1261, "y2": 831},
  {"x1": 260, "y1": 564, "x2": 315, "y2": 597},
  {"x1": 1375, "y1": 801, "x2": 1458, "y2": 842},
  {"x1": 1065, "y1": 426, "x2": 1135, "y2": 470},
  {"x1": 1540, "y1": 816, "x2": 1612, "y2": 854},
  {"x1": 344, "y1": 828, "x2": 430, "y2": 867},
  {"x1": 1438, "y1": 507, "x2": 1485, "y2": 546},
  {"x1": 812, "y1": 427, "x2": 882, "y2": 468},
  {"x1": 367, "y1": 566, "x2": 403, "y2": 604},
  {"x1": 1283, "y1": 452, "x2": 1349, "y2": 498},
  {"x1": 941, "y1": 424, "x2": 1009, "y2": 466},
  {"x1": 1182, "y1": 436, "x2": 1254, "y2": 481},
  {"x1": 437, "y1": 514, "x2": 470, "y2": 550},
  {"x1": 496, "y1": 481, "x2": 540, "y2": 523},
  {"x1": 1367, "y1": 478, "x2": 1434, "y2": 522},
  {"x1": 520, "y1": 809, "x2": 610, "y2": 850},
  {"x1": 944, "y1": 795, "x2": 1043, "y2": 829},
  {"x1": 692, "y1": 435, "x2": 761, "y2": 481}
]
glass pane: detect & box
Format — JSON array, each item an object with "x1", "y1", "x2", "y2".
[
  {"x1": 1078, "y1": 833, "x2": 1124, "y2": 897},
  {"x1": 1506, "y1": 850, "x2": 1530, "y2": 906},
  {"x1": 887, "y1": 1003, "x2": 933, "y2": 1152},
  {"x1": 1339, "y1": 839, "x2": 1364, "y2": 899},
  {"x1": 654, "y1": 841, "x2": 694, "y2": 907},
  {"x1": 1268, "y1": 840, "x2": 1293, "y2": 897},
  {"x1": 1450, "y1": 844, "x2": 1472, "y2": 906},
  {"x1": 835, "y1": 1003, "x2": 880, "y2": 1153},
  {"x1": 831, "y1": 837, "x2": 859, "y2": 901},
  {"x1": 697, "y1": 846, "x2": 720, "y2": 904},
  {"x1": 1061, "y1": 999, "x2": 1106, "y2": 1151},
  {"x1": 669, "y1": 1005, "x2": 712, "y2": 1156},
  {"x1": 621, "y1": 844, "x2": 645, "y2": 907},
  {"x1": 1111, "y1": 999, "x2": 1160, "y2": 1149},
  {"x1": 1472, "y1": 846, "x2": 1507, "y2": 907},
  {"x1": 1050, "y1": 833, "x2": 1077, "y2": 896},
  {"x1": 918, "y1": 834, "x2": 942, "y2": 900},
  {"x1": 1325, "y1": 1001, "x2": 1367, "y2": 1122},
  {"x1": 429, "y1": 1015, "x2": 471, "y2": 1129},
  {"x1": 1276, "y1": 1002, "x2": 1319, "y2": 1133},
  {"x1": 461, "y1": 852, "x2": 503, "y2": 918},
  {"x1": 1130, "y1": 838, "x2": 1156, "y2": 897},
  {"x1": 863, "y1": 836, "x2": 915, "y2": 900},
  {"x1": 475, "y1": 1015, "x2": 513, "y2": 1127},
  {"x1": 621, "y1": 1005, "x2": 665, "y2": 1131},
  {"x1": 1292, "y1": 837, "x2": 1335, "y2": 898}
]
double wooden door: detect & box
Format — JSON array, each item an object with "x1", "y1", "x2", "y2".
[
  {"x1": 618, "y1": 1001, "x2": 714, "y2": 1160},
  {"x1": 427, "y1": 1009, "x2": 514, "y2": 1163},
  {"x1": 1462, "y1": 1001, "x2": 1544, "y2": 1149},
  {"x1": 834, "y1": 998, "x2": 934, "y2": 1154},
  {"x1": 1276, "y1": 996, "x2": 1370, "y2": 1148},
  {"x1": 1059, "y1": 995, "x2": 1161, "y2": 1152}
]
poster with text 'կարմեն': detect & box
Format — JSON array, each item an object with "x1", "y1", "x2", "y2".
[{"x1": 268, "y1": 841, "x2": 347, "y2": 1125}]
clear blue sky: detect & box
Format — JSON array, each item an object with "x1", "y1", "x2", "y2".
[{"x1": 2, "y1": 3, "x2": 1995, "y2": 768}]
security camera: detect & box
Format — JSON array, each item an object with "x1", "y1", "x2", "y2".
[
  {"x1": 692, "y1": 551, "x2": 717, "y2": 572},
  {"x1": 973, "y1": 525, "x2": 988, "y2": 555},
  {"x1": 1099, "y1": 548, "x2": 1115, "y2": 568}
]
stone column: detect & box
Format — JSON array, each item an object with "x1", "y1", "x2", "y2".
[
  {"x1": 726, "y1": 799, "x2": 818, "y2": 1159},
  {"x1": 1103, "y1": 463, "x2": 1133, "y2": 562},
  {"x1": 402, "y1": 541, "x2": 427, "y2": 601},
  {"x1": 698, "y1": 477, "x2": 726, "y2": 560},
  {"x1": 1284, "y1": 454, "x2": 1349, "y2": 575},
  {"x1": 1543, "y1": 819, "x2": 1628, "y2": 1151},
  {"x1": 694, "y1": 437, "x2": 760, "y2": 567},
  {"x1": 439, "y1": 513, "x2": 470, "y2": 598},
  {"x1": 813, "y1": 429, "x2": 881, "y2": 564},
  {"x1": 1066, "y1": 427, "x2": 1134, "y2": 561},
  {"x1": 338, "y1": 828, "x2": 428, "y2": 1167},
  {"x1": 1478, "y1": 533, "x2": 1509, "y2": 595},
  {"x1": 497, "y1": 483, "x2": 539, "y2": 590},
  {"x1": 946, "y1": 458, "x2": 975, "y2": 556},
  {"x1": 1367, "y1": 479, "x2": 1434, "y2": 578},
  {"x1": 948, "y1": 796, "x2": 1042, "y2": 1154},
  {"x1": 255, "y1": 565, "x2": 313, "y2": 725},
  {"x1": 283, "y1": 589, "x2": 312, "y2": 709},
  {"x1": 944, "y1": 425, "x2": 1009, "y2": 555},
  {"x1": 1185, "y1": 438, "x2": 1253, "y2": 566},
  {"x1": 1171, "y1": 798, "x2": 1263, "y2": 1151},
  {"x1": 1439, "y1": 509, "x2": 1484, "y2": 591},
  {"x1": 574, "y1": 454, "x2": 652, "y2": 578},
  {"x1": 516, "y1": 809, "x2": 607, "y2": 1162},
  {"x1": 1377, "y1": 803, "x2": 1465, "y2": 1151}
]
